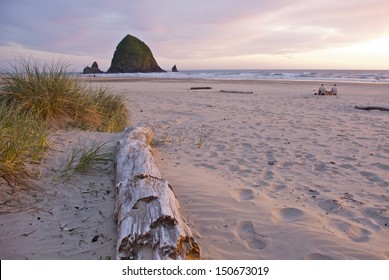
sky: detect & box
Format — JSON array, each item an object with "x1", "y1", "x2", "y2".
[{"x1": 1, "y1": 0, "x2": 389, "y2": 71}]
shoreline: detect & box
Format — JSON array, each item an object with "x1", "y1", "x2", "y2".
[
  {"x1": 1, "y1": 78, "x2": 388, "y2": 259},
  {"x1": 77, "y1": 67, "x2": 389, "y2": 85},
  {"x1": 80, "y1": 75, "x2": 389, "y2": 86}
]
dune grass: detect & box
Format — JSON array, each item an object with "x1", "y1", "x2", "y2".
[
  {"x1": 0, "y1": 102, "x2": 48, "y2": 184},
  {"x1": 0, "y1": 57, "x2": 130, "y2": 186},
  {"x1": 60, "y1": 141, "x2": 112, "y2": 179},
  {"x1": 0, "y1": 57, "x2": 130, "y2": 131}
]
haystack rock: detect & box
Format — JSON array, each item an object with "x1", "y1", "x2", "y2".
[
  {"x1": 83, "y1": 61, "x2": 103, "y2": 74},
  {"x1": 107, "y1": 34, "x2": 165, "y2": 73},
  {"x1": 172, "y1": 65, "x2": 178, "y2": 72}
]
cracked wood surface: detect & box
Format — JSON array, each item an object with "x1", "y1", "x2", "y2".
[{"x1": 114, "y1": 126, "x2": 200, "y2": 260}]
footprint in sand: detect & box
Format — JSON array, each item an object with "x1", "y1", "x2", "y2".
[
  {"x1": 359, "y1": 171, "x2": 388, "y2": 187},
  {"x1": 318, "y1": 198, "x2": 341, "y2": 213},
  {"x1": 271, "y1": 207, "x2": 304, "y2": 223},
  {"x1": 330, "y1": 219, "x2": 371, "y2": 243},
  {"x1": 362, "y1": 208, "x2": 389, "y2": 229},
  {"x1": 229, "y1": 165, "x2": 240, "y2": 172},
  {"x1": 231, "y1": 188, "x2": 255, "y2": 201},
  {"x1": 235, "y1": 221, "x2": 266, "y2": 250}
]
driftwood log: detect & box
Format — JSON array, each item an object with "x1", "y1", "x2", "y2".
[
  {"x1": 220, "y1": 90, "x2": 254, "y2": 94},
  {"x1": 190, "y1": 87, "x2": 212, "y2": 90},
  {"x1": 114, "y1": 126, "x2": 200, "y2": 260},
  {"x1": 355, "y1": 106, "x2": 389, "y2": 111}
]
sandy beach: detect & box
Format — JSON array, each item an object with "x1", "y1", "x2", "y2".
[{"x1": 1, "y1": 78, "x2": 388, "y2": 259}]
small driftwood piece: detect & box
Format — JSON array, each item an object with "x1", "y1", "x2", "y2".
[
  {"x1": 190, "y1": 87, "x2": 212, "y2": 90},
  {"x1": 355, "y1": 106, "x2": 389, "y2": 112},
  {"x1": 114, "y1": 126, "x2": 200, "y2": 260},
  {"x1": 220, "y1": 90, "x2": 254, "y2": 94}
]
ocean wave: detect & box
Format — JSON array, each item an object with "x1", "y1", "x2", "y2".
[{"x1": 78, "y1": 69, "x2": 389, "y2": 83}]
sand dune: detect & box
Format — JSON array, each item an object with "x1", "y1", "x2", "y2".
[
  {"x1": 1, "y1": 78, "x2": 388, "y2": 259},
  {"x1": 0, "y1": 131, "x2": 121, "y2": 259}
]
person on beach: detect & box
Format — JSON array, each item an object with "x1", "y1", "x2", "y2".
[
  {"x1": 331, "y1": 84, "x2": 338, "y2": 95},
  {"x1": 318, "y1": 84, "x2": 327, "y2": 95}
]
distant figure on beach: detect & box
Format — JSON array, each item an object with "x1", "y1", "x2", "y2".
[
  {"x1": 331, "y1": 84, "x2": 338, "y2": 95},
  {"x1": 318, "y1": 84, "x2": 327, "y2": 95}
]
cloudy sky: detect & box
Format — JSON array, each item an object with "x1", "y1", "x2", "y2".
[{"x1": 1, "y1": 0, "x2": 389, "y2": 71}]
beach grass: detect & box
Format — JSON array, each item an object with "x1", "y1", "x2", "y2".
[
  {"x1": 0, "y1": 57, "x2": 130, "y2": 131},
  {"x1": 197, "y1": 131, "x2": 210, "y2": 149},
  {"x1": 60, "y1": 141, "x2": 112, "y2": 178},
  {"x1": 0, "y1": 102, "x2": 48, "y2": 184},
  {"x1": 0, "y1": 57, "x2": 130, "y2": 186}
]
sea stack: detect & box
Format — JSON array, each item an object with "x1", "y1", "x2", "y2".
[
  {"x1": 172, "y1": 65, "x2": 178, "y2": 72},
  {"x1": 83, "y1": 61, "x2": 103, "y2": 74},
  {"x1": 107, "y1": 34, "x2": 165, "y2": 73}
]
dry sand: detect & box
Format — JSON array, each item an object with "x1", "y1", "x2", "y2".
[
  {"x1": 0, "y1": 78, "x2": 388, "y2": 259},
  {"x1": 0, "y1": 130, "x2": 122, "y2": 259}
]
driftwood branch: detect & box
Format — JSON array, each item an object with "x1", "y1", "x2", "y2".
[
  {"x1": 114, "y1": 126, "x2": 200, "y2": 260},
  {"x1": 190, "y1": 87, "x2": 212, "y2": 90},
  {"x1": 355, "y1": 106, "x2": 389, "y2": 111},
  {"x1": 220, "y1": 90, "x2": 254, "y2": 94}
]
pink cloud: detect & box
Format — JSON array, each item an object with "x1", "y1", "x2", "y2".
[{"x1": 1, "y1": 0, "x2": 389, "y2": 69}]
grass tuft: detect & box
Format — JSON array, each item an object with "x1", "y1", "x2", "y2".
[
  {"x1": 0, "y1": 57, "x2": 130, "y2": 187},
  {"x1": 0, "y1": 56, "x2": 130, "y2": 131},
  {"x1": 0, "y1": 102, "x2": 48, "y2": 184},
  {"x1": 60, "y1": 141, "x2": 112, "y2": 178},
  {"x1": 197, "y1": 131, "x2": 210, "y2": 149}
]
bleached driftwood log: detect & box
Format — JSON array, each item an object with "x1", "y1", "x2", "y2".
[
  {"x1": 220, "y1": 90, "x2": 254, "y2": 94},
  {"x1": 355, "y1": 106, "x2": 389, "y2": 111},
  {"x1": 114, "y1": 126, "x2": 200, "y2": 260}
]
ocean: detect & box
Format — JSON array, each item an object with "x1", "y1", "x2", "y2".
[{"x1": 80, "y1": 69, "x2": 389, "y2": 84}]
